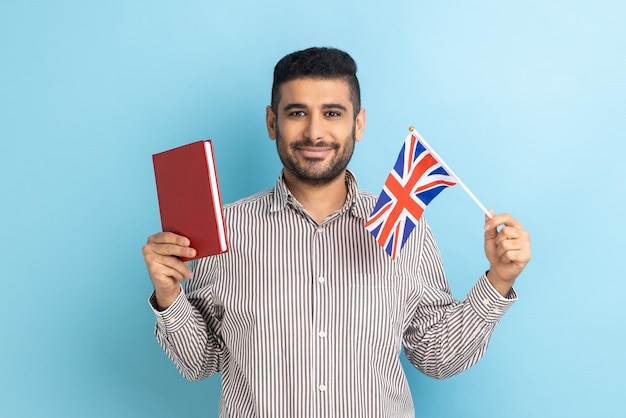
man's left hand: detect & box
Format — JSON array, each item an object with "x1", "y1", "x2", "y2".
[{"x1": 484, "y1": 211, "x2": 531, "y2": 297}]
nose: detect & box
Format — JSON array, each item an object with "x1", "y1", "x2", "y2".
[{"x1": 304, "y1": 112, "x2": 325, "y2": 142}]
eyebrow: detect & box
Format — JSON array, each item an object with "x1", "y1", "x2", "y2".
[{"x1": 282, "y1": 103, "x2": 349, "y2": 112}]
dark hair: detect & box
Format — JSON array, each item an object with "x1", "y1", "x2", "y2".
[{"x1": 271, "y1": 47, "x2": 361, "y2": 116}]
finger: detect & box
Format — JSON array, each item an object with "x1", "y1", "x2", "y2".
[
  {"x1": 497, "y1": 248, "x2": 518, "y2": 264},
  {"x1": 496, "y1": 227, "x2": 530, "y2": 247},
  {"x1": 494, "y1": 226, "x2": 522, "y2": 245},
  {"x1": 145, "y1": 252, "x2": 193, "y2": 280},
  {"x1": 484, "y1": 211, "x2": 498, "y2": 241},
  {"x1": 484, "y1": 209, "x2": 496, "y2": 230},
  {"x1": 154, "y1": 243, "x2": 197, "y2": 259},
  {"x1": 147, "y1": 232, "x2": 191, "y2": 246},
  {"x1": 154, "y1": 263, "x2": 187, "y2": 283},
  {"x1": 485, "y1": 212, "x2": 523, "y2": 232},
  {"x1": 143, "y1": 240, "x2": 196, "y2": 259},
  {"x1": 495, "y1": 240, "x2": 518, "y2": 260},
  {"x1": 495, "y1": 229, "x2": 531, "y2": 250},
  {"x1": 497, "y1": 247, "x2": 532, "y2": 266},
  {"x1": 495, "y1": 238, "x2": 531, "y2": 262}
]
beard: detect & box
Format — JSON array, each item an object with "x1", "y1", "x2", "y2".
[{"x1": 275, "y1": 125, "x2": 356, "y2": 187}]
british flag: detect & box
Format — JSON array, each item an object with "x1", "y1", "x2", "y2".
[{"x1": 365, "y1": 131, "x2": 457, "y2": 259}]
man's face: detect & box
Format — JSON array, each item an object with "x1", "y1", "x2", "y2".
[{"x1": 266, "y1": 78, "x2": 366, "y2": 187}]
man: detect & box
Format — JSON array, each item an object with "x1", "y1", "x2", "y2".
[{"x1": 143, "y1": 47, "x2": 531, "y2": 417}]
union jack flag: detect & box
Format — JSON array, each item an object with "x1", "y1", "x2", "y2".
[{"x1": 365, "y1": 131, "x2": 457, "y2": 259}]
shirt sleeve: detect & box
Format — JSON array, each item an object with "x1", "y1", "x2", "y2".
[
  {"x1": 402, "y1": 224, "x2": 517, "y2": 379},
  {"x1": 148, "y1": 258, "x2": 226, "y2": 382}
]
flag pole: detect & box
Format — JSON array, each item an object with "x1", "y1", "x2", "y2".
[{"x1": 409, "y1": 126, "x2": 493, "y2": 219}]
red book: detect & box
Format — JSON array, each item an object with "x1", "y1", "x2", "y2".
[{"x1": 152, "y1": 140, "x2": 228, "y2": 261}]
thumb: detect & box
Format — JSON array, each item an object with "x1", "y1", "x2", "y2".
[{"x1": 484, "y1": 209, "x2": 498, "y2": 240}]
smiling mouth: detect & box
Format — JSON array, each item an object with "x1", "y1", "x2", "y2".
[
  {"x1": 298, "y1": 146, "x2": 334, "y2": 159},
  {"x1": 293, "y1": 140, "x2": 338, "y2": 158}
]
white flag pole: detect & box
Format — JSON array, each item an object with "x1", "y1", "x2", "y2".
[{"x1": 409, "y1": 126, "x2": 493, "y2": 219}]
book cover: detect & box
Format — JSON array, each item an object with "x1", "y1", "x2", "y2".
[{"x1": 152, "y1": 140, "x2": 229, "y2": 261}]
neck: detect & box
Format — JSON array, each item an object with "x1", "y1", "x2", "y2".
[{"x1": 283, "y1": 170, "x2": 348, "y2": 224}]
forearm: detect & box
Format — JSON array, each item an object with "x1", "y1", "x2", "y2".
[
  {"x1": 150, "y1": 289, "x2": 225, "y2": 381},
  {"x1": 404, "y1": 274, "x2": 516, "y2": 379}
]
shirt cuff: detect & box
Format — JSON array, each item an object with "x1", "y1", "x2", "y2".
[
  {"x1": 148, "y1": 286, "x2": 193, "y2": 334},
  {"x1": 467, "y1": 273, "x2": 517, "y2": 323}
]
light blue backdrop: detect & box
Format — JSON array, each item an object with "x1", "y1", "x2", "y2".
[{"x1": 1, "y1": 0, "x2": 624, "y2": 417}]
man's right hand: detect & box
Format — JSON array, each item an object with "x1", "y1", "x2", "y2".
[{"x1": 142, "y1": 232, "x2": 196, "y2": 310}]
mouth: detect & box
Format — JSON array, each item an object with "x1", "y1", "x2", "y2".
[
  {"x1": 293, "y1": 140, "x2": 338, "y2": 159},
  {"x1": 297, "y1": 145, "x2": 334, "y2": 159}
]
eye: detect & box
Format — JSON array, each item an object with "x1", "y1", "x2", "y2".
[
  {"x1": 288, "y1": 111, "x2": 306, "y2": 117},
  {"x1": 325, "y1": 111, "x2": 342, "y2": 117}
]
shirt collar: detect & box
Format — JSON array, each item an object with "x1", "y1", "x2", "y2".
[{"x1": 269, "y1": 169, "x2": 369, "y2": 221}]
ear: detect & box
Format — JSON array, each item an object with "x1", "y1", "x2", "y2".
[
  {"x1": 354, "y1": 108, "x2": 367, "y2": 142},
  {"x1": 266, "y1": 106, "x2": 277, "y2": 140}
]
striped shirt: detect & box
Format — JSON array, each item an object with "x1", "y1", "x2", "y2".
[{"x1": 150, "y1": 170, "x2": 516, "y2": 417}]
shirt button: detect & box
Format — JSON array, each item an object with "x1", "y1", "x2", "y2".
[
  {"x1": 318, "y1": 276, "x2": 326, "y2": 283},
  {"x1": 482, "y1": 298, "x2": 490, "y2": 306},
  {"x1": 317, "y1": 227, "x2": 324, "y2": 233},
  {"x1": 318, "y1": 331, "x2": 326, "y2": 338},
  {"x1": 318, "y1": 384, "x2": 327, "y2": 392}
]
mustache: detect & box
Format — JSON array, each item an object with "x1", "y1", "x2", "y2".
[{"x1": 291, "y1": 139, "x2": 339, "y2": 149}]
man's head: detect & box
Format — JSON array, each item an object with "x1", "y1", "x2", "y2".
[
  {"x1": 266, "y1": 47, "x2": 366, "y2": 187},
  {"x1": 271, "y1": 47, "x2": 361, "y2": 117}
]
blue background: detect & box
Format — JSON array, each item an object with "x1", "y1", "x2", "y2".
[{"x1": 1, "y1": 0, "x2": 624, "y2": 417}]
